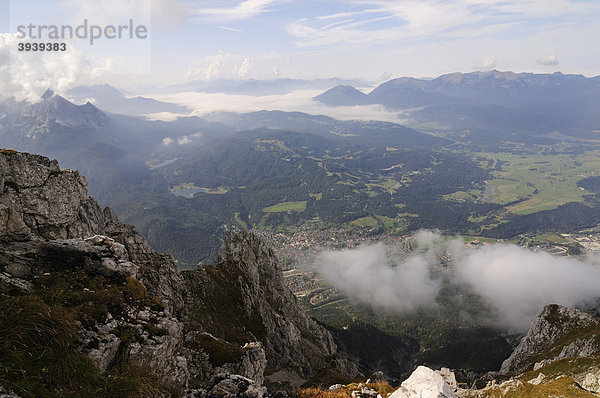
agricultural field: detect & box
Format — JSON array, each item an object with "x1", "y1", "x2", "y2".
[
  {"x1": 474, "y1": 150, "x2": 600, "y2": 214},
  {"x1": 350, "y1": 216, "x2": 379, "y2": 227},
  {"x1": 263, "y1": 201, "x2": 308, "y2": 213},
  {"x1": 349, "y1": 215, "x2": 407, "y2": 231}
]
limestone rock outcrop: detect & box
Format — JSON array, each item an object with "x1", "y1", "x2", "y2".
[
  {"x1": 183, "y1": 230, "x2": 358, "y2": 386},
  {"x1": 0, "y1": 150, "x2": 358, "y2": 396},
  {"x1": 500, "y1": 304, "x2": 600, "y2": 375},
  {"x1": 389, "y1": 366, "x2": 456, "y2": 398}
]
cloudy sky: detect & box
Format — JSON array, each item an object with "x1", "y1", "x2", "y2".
[
  {"x1": 178, "y1": 0, "x2": 600, "y2": 81},
  {"x1": 2, "y1": 0, "x2": 600, "y2": 87}
]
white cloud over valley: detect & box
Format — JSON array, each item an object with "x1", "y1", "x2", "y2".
[
  {"x1": 146, "y1": 89, "x2": 408, "y2": 123},
  {"x1": 315, "y1": 231, "x2": 600, "y2": 331}
]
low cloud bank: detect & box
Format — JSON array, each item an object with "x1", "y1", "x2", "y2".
[
  {"x1": 145, "y1": 90, "x2": 409, "y2": 124},
  {"x1": 315, "y1": 230, "x2": 600, "y2": 331},
  {"x1": 317, "y1": 242, "x2": 441, "y2": 312}
]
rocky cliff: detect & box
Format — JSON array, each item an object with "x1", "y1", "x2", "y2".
[
  {"x1": 459, "y1": 304, "x2": 600, "y2": 396},
  {"x1": 182, "y1": 230, "x2": 356, "y2": 389},
  {"x1": 0, "y1": 150, "x2": 357, "y2": 397},
  {"x1": 321, "y1": 302, "x2": 600, "y2": 398},
  {"x1": 500, "y1": 304, "x2": 600, "y2": 376}
]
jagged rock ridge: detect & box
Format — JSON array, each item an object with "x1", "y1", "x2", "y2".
[
  {"x1": 183, "y1": 230, "x2": 356, "y2": 387},
  {"x1": 0, "y1": 150, "x2": 358, "y2": 396},
  {"x1": 500, "y1": 304, "x2": 600, "y2": 375}
]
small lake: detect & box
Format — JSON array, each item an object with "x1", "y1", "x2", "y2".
[
  {"x1": 482, "y1": 184, "x2": 498, "y2": 201},
  {"x1": 171, "y1": 187, "x2": 207, "y2": 198},
  {"x1": 147, "y1": 158, "x2": 178, "y2": 169}
]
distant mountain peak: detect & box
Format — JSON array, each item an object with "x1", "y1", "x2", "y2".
[
  {"x1": 66, "y1": 84, "x2": 190, "y2": 116},
  {"x1": 313, "y1": 85, "x2": 369, "y2": 106},
  {"x1": 18, "y1": 91, "x2": 112, "y2": 137},
  {"x1": 41, "y1": 88, "x2": 56, "y2": 100}
]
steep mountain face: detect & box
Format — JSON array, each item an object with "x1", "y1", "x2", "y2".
[
  {"x1": 499, "y1": 304, "x2": 600, "y2": 376},
  {"x1": 0, "y1": 150, "x2": 183, "y2": 311},
  {"x1": 445, "y1": 304, "x2": 600, "y2": 396},
  {"x1": 183, "y1": 231, "x2": 357, "y2": 387},
  {"x1": 0, "y1": 90, "x2": 115, "y2": 151},
  {"x1": 300, "y1": 304, "x2": 600, "y2": 398},
  {"x1": 328, "y1": 303, "x2": 600, "y2": 398},
  {"x1": 0, "y1": 151, "x2": 187, "y2": 394},
  {"x1": 0, "y1": 150, "x2": 358, "y2": 397}
]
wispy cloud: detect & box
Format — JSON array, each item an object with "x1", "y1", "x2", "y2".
[
  {"x1": 321, "y1": 18, "x2": 355, "y2": 30},
  {"x1": 218, "y1": 26, "x2": 243, "y2": 32},
  {"x1": 287, "y1": 0, "x2": 600, "y2": 49},
  {"x1": 194, "y1": 0, "x2": 280, "y2": 22},
  {"x1": 316, "y1": 11, "x2": 369, "y2": 20}
]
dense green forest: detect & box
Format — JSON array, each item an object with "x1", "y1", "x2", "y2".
[
  {"x1": 95, "y1": 127, "x2": 600, "y2": 266},
  {"x1": 305, "y1": 278, "x2": 515, "y2": 379}
]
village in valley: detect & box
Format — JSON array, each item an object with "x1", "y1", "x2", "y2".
[{"x1": 254, "y1": 223, "x2": 600, "y2": 307}]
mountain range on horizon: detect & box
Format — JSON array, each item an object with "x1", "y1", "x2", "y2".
[
  {"x1": 315, "y1": 70, "x2": 600, "y2": 139},
  {"x1": 11, "y1": 69, "x2": 599, "y2": 123},
  {"x1": 4, "y1": 70, "x2": 600, "y2": 267},
  {"x1": 66, "y1": 84, "x2": 192, "y2": 117},
  {"x1": 315, "y1": 70, "x2": 600, "y2": 107}
]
